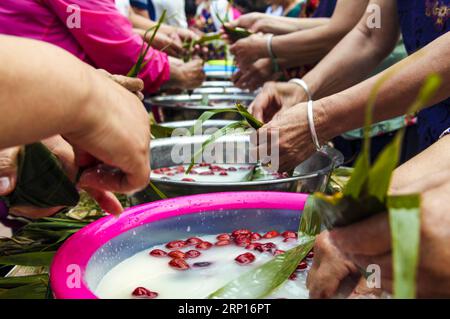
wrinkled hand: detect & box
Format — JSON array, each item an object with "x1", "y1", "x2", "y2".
[
  {"x1": 306, "y1": 231, "x2": 359, "y2": 298},
  {"x1": 230, "y1": 34, "x2": 267, "y2": 71},
  {"x1": 0, "y1": 136, "x2": 123, "y2": 218},
  {"x1": 329, "y1": 181, "x2": 450, "y2": 298},
  {"x1": 232, "y1": 58, "x2": 281, "y2": 91},
  {"x1": 65, "y1": 70, "x2": 151, "y2": 200},
  {"x1": 248, "y1": 82, "x2": 309, "y2": 123},
  {"x1": 256, "y1": 103, "x2": 318, "y2": 172},
  {"x1": 97, "y1": 69, "x2": 144, "y2": 100},
  {"x1": 178, "y1": 59, "x2": 206, "y2": 90},
  {"x1": 152, "y1": 32, "x2": 184, "y2": 58}
]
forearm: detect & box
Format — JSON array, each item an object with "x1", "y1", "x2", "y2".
[
  {"x1": 317, "y1": 33, "x2": 450, "y2": 142},
  {"x1": 272, "y1": 0, "x2": 370, "y2": 68},
  {"x1": 261, "y1": 16, "x2": 329, "y2": 35},
  {"x1": 390, "y1": 135, "x2": 450, "y2": 194},
  {"x1": 0, "y1": 36, "x2": 94, "y2": 148},
  {"x1": 129, "y1": 9, "x2": 156, "y2": 30}
]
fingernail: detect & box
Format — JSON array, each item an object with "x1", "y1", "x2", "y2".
[{"x1": 0, "y1": 177, "x2": 11, "y2": 194}]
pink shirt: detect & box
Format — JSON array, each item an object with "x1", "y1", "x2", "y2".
[{"x1": 0, "y1": 0, "x2": 170, "y2": 93}]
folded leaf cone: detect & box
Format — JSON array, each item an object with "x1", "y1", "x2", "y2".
[{"x1": 4, "y1": 143, "x2": 79, "y2": 208}]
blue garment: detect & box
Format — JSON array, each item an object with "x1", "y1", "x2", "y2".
[
  {"x1": 313, "y1": 0, "x2": 337, "y2": 18},
  {"x1": 397, "y1": 0, "x2": 450, "y2": 150},
  {"x1": 130, "y1": 0, "x2": 156, "y2": 20}
]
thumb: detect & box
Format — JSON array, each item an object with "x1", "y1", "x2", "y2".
[{"x1": 0, "y1": 147, "x2": 20, "y2": 195}]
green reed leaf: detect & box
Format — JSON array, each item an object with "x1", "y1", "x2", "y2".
[
  {"x1": 208, "y1": 237, "x2": 315, "y2": 299},
  {"x1": 0, "y1": 252, "x2": 55, "y2": 267},
  {"x1": 149, "y1": 180, "x2": 167, "y2": 199},
  {"x1": 151, "y1": 124, "x2": 175, "y2": 139},
  {"x1": 388, "y1": 194, "x2": 421, "y2": 299},
  {"x1": 0, "y1": 282, "x2": 48, "y2": 299},
  {"x1": 127, "y1": 10, "x2": 166, "y2": 77},
  {"x1": 186, "y1": 121, "x2": 250, "y2": 173},
  {"x1": 189, "y1": 108, "x2": 239, "y2": 134},
  {"x1": 3, "y1": 143, "x2": 79, "y2": 209},
  {"x1": 235, "y1": 103, "x2": 263, "y2": 129},
  {"x1": 0, "y1": 274, "x2": 48, "y2": 289}
]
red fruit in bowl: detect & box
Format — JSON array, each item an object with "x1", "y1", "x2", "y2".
[
  {"x1": 176, "y1": 165, "x2": 185, "y2": 173},
  {"x1": 196, "y1": 241, "x2": 213, "y2": 250},
  {"x1": 263, "y1": 230, "x2": 279, "y2": 239},
  {"x1": 199, "y1": 162, "x2": 209, "y2": 167},
  {"x1": 181, "y1": 178, "x2": 195, "y2": 182},
  {"x1": 235, "y1": 253, "x2": 256, "y2": 265},
  {"x1": 307, "y1": 251, "x2": 315, "y2": 259},
  {"x1": 132, "y1": 287, "x2": 158, "y2": 298},
  {"x1": 169, "y1": 258, "x2": 190, "y2": 270},
  {"x1": 227, "y1": 167, "x2": 237, "y2": 171},
  {"x1": 289, "y1": 273, "x2": 297, "y2": 281},
  {"x1": 186, "y1": 237, "x2": 203, "y2": 246},
  {"x1": 232, "y1": 229, "x2": 251, "y2": 238},
  {"x1": 152, "y1": 169, "x2": 163, "y2": 175},
  {"x1": 199, "y1": 171, "x2": 214, "y2": 176},
  {"x1": 168, "y1": 250, "x2": 186, "y2": 259},
  {"x1": 273, "y1": 249, "x2": 285, "y2": 256},
  {"x1": 185, "y1": 250, "x2": 201, "y2": 258},
  {"x1": 234, "y1": 235, "x2": 251, "y2": 247},
  {"x1": 296, "y1": 261, "x2": 308, "y2": 271},
  {"x1": 255, "y1": 242, "x2": 277, "y2": 253},
  {"x1": 216, "y1": 233, "x2": 231, "y2": 241},
  {"x1": 219, "y1": 171, "x2": 228, "y2": 176},
  {"x1": 149, "y1": 249, "x2": 167, "y2": 257},
  {"x1": 166, "y1": 240, "x2": 187, "y2": 250},
  {"x1": 281, "y1": 231, "x2": 297, "y2": 239},
  {"x1": 251, "y1": 232, "x2": 262, "y2": 241},
  {"x1": 246, "y1": 243, "x2": 262, "y2": 250},
  {"x1": 215, "y1": 240, "x2": 231, "y2": 246}
]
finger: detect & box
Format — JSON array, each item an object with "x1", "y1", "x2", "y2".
[
  {"x1": 330, "y1": 213, "x2": 391, "y2": 256},
  {"x1": 42, "y1": 136, "x2": 77, "y2": 180},
  {"x1": 308, "y1": 262, "x2": 349, "y2": 299},
  {"x1": 348, "y1": 276, "x2": 384, "y2": 299},
  {"x1": 0, "y1": 147, "x2": 20, "y2": 195},
  {"x1": 84, "y1": 187, "x2": 123, "y2": 216},
  {"x1": 78, "y1": 163, "x2": 149, "y2": 194},
  {"x1": 111, "y1": 75, "x2": 144, "y2": 92}
]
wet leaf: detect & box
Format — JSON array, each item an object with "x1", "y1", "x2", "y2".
[{"x1": 0, "y1": 252, "x2": 55, "y2": 267}]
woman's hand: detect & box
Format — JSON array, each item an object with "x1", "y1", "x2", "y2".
[
  {"x1": 168, "y1": 58, "x2": 205, "y2": 90},
  {"x1": 257, "y1": 102, "x2": 328, "y2": 172},
  {"x1": 230, "y1": 34, "x2": 268, "y2": 71},
  {"x1": 232, "y1": 58, "x2": 282, "y2": 91},
  {"x1": 248, "y1": 82, "x2": 309, "y2": 123},
  {"x1": 97, "y1": 69, "x2": 144, "y2": 100}
]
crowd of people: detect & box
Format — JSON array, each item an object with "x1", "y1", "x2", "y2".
[{"x1": 0, "y1": 0, "x2": 449, "y2": 298}]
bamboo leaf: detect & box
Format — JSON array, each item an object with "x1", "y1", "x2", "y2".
[
  {"x1": 298, "y1": 196, "x2": 321, "y2": 236},
  {"x1": 149, "y1": 181, "x2": 167, "y2": 199},
  {"x1": 388, "y1": 194, "x2": 421, "y2": 299},
  {"x1": 189, "y1": 108, "x2": 239, "y2": 134},
  {"x1": 6, "y1": 143, "x2": 79, "y2": 208},
  {"x1": 208, "y1": 237, "x2": 315, "y2": 299},
  {"x1": 0, "y1": 274, "x2": 48, "y2": 289},
  {"x1": 0, "y1": 282, "x2": 48, "y2": 299},
  {"x1": 186, "y1": 121, "x2": 250, "y2": 173},
  {"x1": 235, "y1": 103, "x2": 263, "y2": 129},
  {"x1": 127, "y1": 10, "x2": 166, "y2": 77},
  {"x1": 151, "y1": 124, "x2": 175, "y2": 139},
  {"x1": 0, "y1": 252, "x2": 55, "y2": 266}
]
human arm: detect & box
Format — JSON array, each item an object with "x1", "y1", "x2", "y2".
[
  {"x1": 230, "y1": 0, "x2": 370, "y2": 70},
  {"x1": 0, "y1": 36, "x2": 151, "y2": 212}
]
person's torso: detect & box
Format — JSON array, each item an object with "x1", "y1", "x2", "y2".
[
  {"x1": 0, "y1": 0, "x2": 88, "y2": 62},
  {"x1": 397, "y1": 0, "x2": 450, "y2": 149}
]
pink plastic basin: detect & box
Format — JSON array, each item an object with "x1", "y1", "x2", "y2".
[{"x1": 50, "y1": 192, "x2": 309, "y2": 299}]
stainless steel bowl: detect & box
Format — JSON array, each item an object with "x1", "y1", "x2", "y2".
[
  {"x1": 193, "y1": 81, "x2": 248, "y2": 95},
  {"x1": 131, "y1": 135, "x2": 344, "y2": 205},
  {"x1": 147, "y1": 93, "x2": 255, "y2": 122}
]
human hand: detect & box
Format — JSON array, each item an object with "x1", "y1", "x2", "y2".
[
  {"x1": 248, "y1": 82, "x2": 309, "y2": 123},
  {"x1": 97, "y1": 69, "x2": 144, "y2": 100},
  {"x1": 232, "y1": 58, "x2": 281, "y2": 91},
  {"x1": 230, "y1": 33, "x2": 267, "y2": 71},
  {"x1": 0, "y1": 136, "x2": 123, "y2": 218}
]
